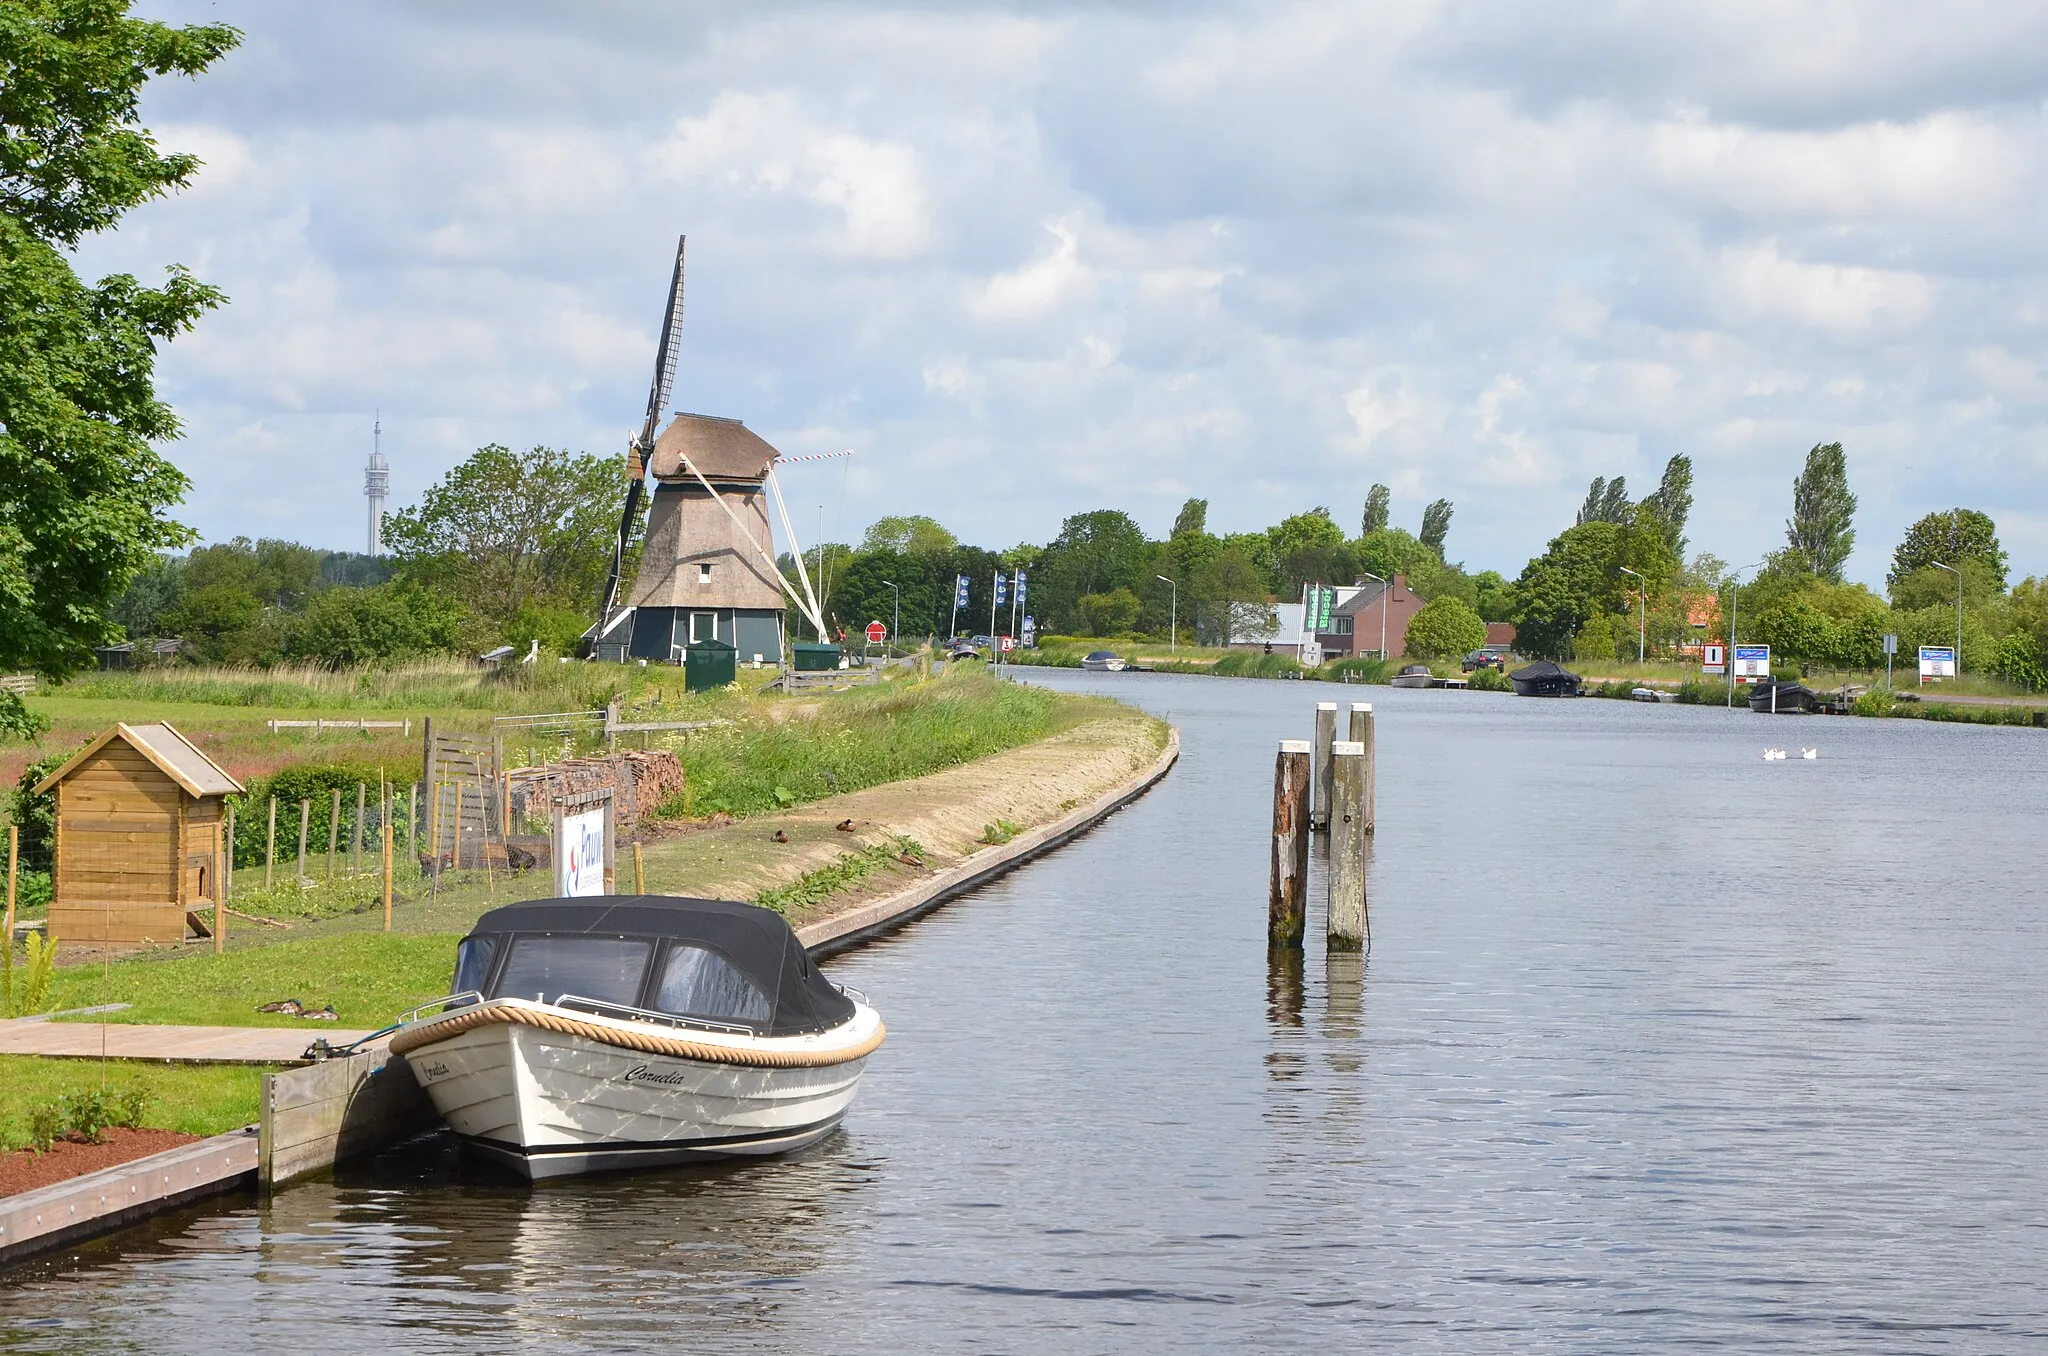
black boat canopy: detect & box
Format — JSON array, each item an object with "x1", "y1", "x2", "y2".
[
  {"x1": 1509, "y1": 659, "x2": 1579, "y2": 682},
  {"x1": 458, "y1": 896, "x2": 854, "y2": 1037}
]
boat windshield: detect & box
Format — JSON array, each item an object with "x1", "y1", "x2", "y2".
[
  {"x1": 451, "y1": 937, "x2": 496, "y2": 1000},
  {"x1": 496, "y1": 936, "x2": 652, "y2": 1007},
  {"x1": 655, "y1": 944, "x2": 771, "y2": 1024}
]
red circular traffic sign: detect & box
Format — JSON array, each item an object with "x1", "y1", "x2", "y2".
[{"x1": 866, "y1": 621, "x2": 887, "y2": 643}]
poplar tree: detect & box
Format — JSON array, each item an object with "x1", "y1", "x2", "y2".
[
  {"x1": 1360, "y1": 484, "x2": 1390, "y2": 536},
  {"x1": 1639, "y1": 454, "x2": 1694, "y2": 555},
  {"x1": 1785, "y1": 442, "x2": 1857, "y2": 582},
  {"x1": 1419, "y1": 498, "x2": 1453, "y2": 555},
  {"x1": 0, "y1": 1, "x2": 240, "y2": 680}
]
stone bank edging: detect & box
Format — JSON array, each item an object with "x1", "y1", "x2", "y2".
[{"x1": 799, "y1": 726, "x2": 1179, "y2": 956}]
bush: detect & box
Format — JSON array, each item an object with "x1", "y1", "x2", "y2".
[
  {"x1": 283, "y1": 583, "x2": 468, "y2": 666},
  {"x1": 1078, "y1": 589, "x2": 1142, "y2": 636},
  {"x1": 235, "y1": 762, "x2": 400, "y2": 866},
  {"x1": 1468, "y1": 665, "x2": 1511, "y2": 692},
  {"x1": 1403, "y1": 596, "x2": 1487, "y2": 661},
  {"x1": 2, "y1": 931, "x2": 56, "y2": 1018},
  {"x1": 1852, "y1": 688, "x2": 1896, "y2": 717},
  {"x1": 6, "y1": 749, "x2": 67, "y2": 872},
  {"x1": 1675, "y1": 678, "x2": 1720, "y2": 704},
  {"x1": 1991, "y1": 632, "x2": 2048, "y2": 692}
]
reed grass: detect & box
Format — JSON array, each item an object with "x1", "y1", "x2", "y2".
[{"x1": 51, "y1": 659, "x2": 637, "y2": 714}]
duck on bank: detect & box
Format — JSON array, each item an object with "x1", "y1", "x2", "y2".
[{"x1": 388, "y1": 896, "x2": 883, "y2": 1181}]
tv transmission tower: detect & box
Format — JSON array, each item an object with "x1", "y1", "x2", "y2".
[{"x1": 364, "y1": 413, "x2": 390, "y2": 555}]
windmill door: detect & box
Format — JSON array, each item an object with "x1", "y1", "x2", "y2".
[{"x1": 689, "y1": 611, "x2": 720, "y2": 644}]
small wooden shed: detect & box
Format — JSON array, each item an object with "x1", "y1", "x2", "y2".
[{"x1": 34, "y1": 722, "x2": 244, "y2": 946}]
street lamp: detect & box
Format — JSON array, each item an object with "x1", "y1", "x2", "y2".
[
  {"x1": 881, "y1": 580, "x2": 900, "y2": 655},
  {"x1": 1156, "y1": 575, "x2": 1178, "y2": 654},
  {"x1": 1933, "y1": 562, "x2": 1962, "y2": 675},
  {"x1": 1359, "y1": 571, "x2": 1389, "y2": 660},
  {"x1": 1618, "y1": 566, "x2": 1646, "y2": 665}
]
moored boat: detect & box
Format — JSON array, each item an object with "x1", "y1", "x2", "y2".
[
  {"x1": 1509, "y1": 660, "x2": 1582, "y2": 697},
  {"x1": 1390, "y1": 663, "x2": 1436, "y2": 688},
  {"x1": 1080, "y1": 650, "x2": 1126, "y2": 672},
  {"x1": 389, "y1": 895, "x2": 882, "y2": 1180}
]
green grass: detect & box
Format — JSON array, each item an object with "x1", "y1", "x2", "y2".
[
  {"x1": 41, "y1": 932, "x2": 458, "y2": 1028},
  {"x1": 673, "y1": 671, "x2": 1088, "y2": 819},
  {"x1": 754, "y1": 836, "x2": 925, "y2": 915},
  {"x1": 48, "y1": 658, "x2": 642, "y2": 714},
  {"x1": 0, "y1": 1057, "x2": 276, "y2": 1150}
]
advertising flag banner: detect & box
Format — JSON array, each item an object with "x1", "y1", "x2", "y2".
[
  {"x1": 955, "y1": 575, "x2": 970, "y2": 608},
  {"x1": 1014, "y1": 570, "x2": 1027, "y2": 603},
  {"x1": 995, "y1": 573, "x2": 1008, "y2": 606}
]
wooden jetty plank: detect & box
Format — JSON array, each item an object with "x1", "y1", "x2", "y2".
[{"x1": 0, "y1": 1021, "x2": 380, "y2": 1063}]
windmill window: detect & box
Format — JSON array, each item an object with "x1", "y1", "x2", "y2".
[{"x1": 698, "y1": 563, "x2": 713, "y2": 586}]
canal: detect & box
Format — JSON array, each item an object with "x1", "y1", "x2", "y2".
[{"x1": 3, "y1": 672, "x2": 2044, "y2": 1351}]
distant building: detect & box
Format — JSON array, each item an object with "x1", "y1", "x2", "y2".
[
  {"x1": 1229, "y1": 602, "x2": 1308, "y2": 650},
  {"x1": 1484, "y1": 622, "x2": 1517, "y2": 653},
  {"x1": 1320, "y1": 574, "x2": 1425, "y2": 659}
]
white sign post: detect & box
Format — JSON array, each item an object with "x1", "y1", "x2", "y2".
[
  {"x1": 553, "y1": 790, "x2": 614, "y2": 897},
  {"x1": 1732, "y1": 644, "x2": 1771, "y2": 684},
  {"x1": 1918, "y1": 645, "x2": 1956, "y2": 684}
]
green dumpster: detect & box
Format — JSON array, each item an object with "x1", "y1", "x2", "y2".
[
  {"x1": 792, "y1": 643, "x2": 842, "y2": 672},
  {"x1": 684, "y1": 639, "x2": 737, "y2": 692}
]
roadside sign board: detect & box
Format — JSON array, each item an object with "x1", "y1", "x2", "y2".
[
  {"x1": 1702, "y1": 642, "x2": 1726, "y2": 675},
  {"x1": 1022, "y1": 615, "x2": 1036, "y2": 644},
  {"x1": 1000, "y1": 636, "x2": 1015, "y2": 653},
  {"x1": 1733, "y1": 644, "x2": 1771, "y2": 681},
  {"x1": 557, "y1": 806, "x2": 606, "y2": 897},
  {"x1": 1919, "y1": 645, "x2": 1956, "y2": 680},
  {"x1": 1299, "y1": 640, "x2": 1323, "y2": 668},
  {"x1": 1882, "y1": 632, "x2": 1898, "y2": 656},
  {"x1": 866, "y1": 621, "x2": 887, "y2": 644}
]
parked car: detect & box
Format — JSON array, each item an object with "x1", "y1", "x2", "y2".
[{"x1": 1461, "y1": 651, "x2": 1505, "y2": 672}]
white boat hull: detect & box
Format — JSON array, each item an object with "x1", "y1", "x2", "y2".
[
  {"x1": 1390, "y1": 675, "x2": 1434, "y2": 688},
  {"x1": 1080, "y1": 659, "x2": 1125, "y2": 672},
  {"x1": 399, "y1": 1003, "x2": 877, "y2": 1180}
]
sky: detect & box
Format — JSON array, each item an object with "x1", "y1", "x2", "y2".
[{"x1": 78, "y1": 0, "x2": 2048, "y2": 586}]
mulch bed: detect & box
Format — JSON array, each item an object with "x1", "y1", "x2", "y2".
[{"x1": 0, "y1": 1128, "x2": 201, "y2": 1198}]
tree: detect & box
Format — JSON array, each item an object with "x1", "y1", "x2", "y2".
[
  {"x1": 1192, "y1": 545, "x2": 1273, "y2": 645},
  {"x1": 1403, "y1": 596, "x2": 1486, "y2": 661},
  {"x1": 1576, "y1": 476, "x2": 1631, "y2": 525},
  {"x1": 1360, "y1": 485, "x2": 1390, "y2": 536},
  {"x1": 282, "y1": 583, "x2": 466, "y2": 666},
  {"x1": 1078, "y1": 588, "x2": 1141, "y2": 636},
  {"x1": 1472, "y1": 570, "x2": 1515, "y2": 622},
  {"x1": 1032, "y1": 509, "x2": 1149, "y2": 632},
  {"x1": 159, "y1": 582, "x2": 264, "y2": 664},
  {"x1": 1268, "y1": 508, "x2": 1352, "y2": 595},
  {"x1": 1786, "y1": 442, "x2": 1857, "y2": 582},
  {"x1": 1355, "y1": 527, "x2": 1434, "y2": 583},
  {"x1": 860, "y1": 514, "x2": 956, "y2": 555},
  {"x1": 1888, "y1": 509, "x2": 2007, "y2": 594},
  {"x1": 1418, "y1": 498, "x2": 1453, "y2": 556},
  {"x1": 1171, "y1": 498, "x2": 1208, "y2": 538},
  {"x1": 0, "y1": 3, "x2": 239, "y2": 679},
  {"x1": 1639, "y1": 454, "x2": 1693, "y2": 556},
  {"x1": 385, "y1": 444, "x2": 625, "y2": 630},
  {"x1": 1510, "y1": 518, "x2": 1676, "y2": 661}
]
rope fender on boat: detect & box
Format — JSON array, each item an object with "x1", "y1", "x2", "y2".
[{"x1": 388, "y1": 1003, "x2": 885, "y2": 1068}]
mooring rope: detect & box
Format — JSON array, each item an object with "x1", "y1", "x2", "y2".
[{"x1": 388, "y1": 1003, "x2": 884, "y2": 1068}]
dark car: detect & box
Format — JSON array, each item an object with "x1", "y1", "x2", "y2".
[{"x1": 1461, "y1": 650, "x2": 1505, "y2": 672}]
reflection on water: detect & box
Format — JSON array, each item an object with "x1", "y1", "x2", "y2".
[{"x1": 6, "y1": 672, "x2": 2048, "y2": 1351}]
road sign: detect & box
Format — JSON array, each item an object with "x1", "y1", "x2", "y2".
[
  {"x1": 1022, "y1": 615, "x2": 1036, "y2": 644},
  {"x1": 1882, "y1": 632, "x2": 1898, "y2": 656},
  {"x1": 1733, "y1": 644, "x2": 1771, "y2": 682},
  {"x1": 999, "y1": 636, "x2": 1015, "y2": 653},
  {"x1": 1702, "y1": 642, "x2": 1725, "y2": 675},
  {"x1": 866, "y1": 620, "x2": 886, "y2": 644},
  {"x1": 1918, "y1": 645, "x2": 1955, "y2": 680}
]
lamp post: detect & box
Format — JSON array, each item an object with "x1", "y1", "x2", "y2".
[
  {"x1": 1359, "y1": 571, "x2": 1388, "y2": 659},
  {"x1": 882, "y1": 580, "x2": 900, "y2": 655},
  {"x1": 1156, "y1": 575, "x2": 1178, "y2": 654},
  {"x1": 1618, "y1": 566, "x2": 1646, "y2": 664},
  {"x1": 1933, "y1": 561, "x2": 1962, "y2": 675},
  {"x1": 1723, "y1": 560, "x2": 1769, "y2": 709}
]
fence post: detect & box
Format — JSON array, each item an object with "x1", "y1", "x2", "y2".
[
  {"x1": 1348, "y1": 702, "x2": 1376, "y2": 834},
  {"x1": 1269, "y1": 740, "x2": 1311, "y2": 948},
  {"x1": 382, "y1": 807, "x2": 394, "y2": 933},
  {"x1": 1311, "y1": 702, "x2": 1338, "y2": 831},
  {"x1": 1327, "y1": 741, "x2": 1368, "y2": 952},
  {"x1": 634, "y1": 840, "x2": 646, "y2": 894},
  {"x1": 297, "y1": 799, "x2": 311, "y2": 883},
  {"x1": 327, "y1": 790, "x2": 341, "y2": 884},
  {"x1": 265, "y1": 797, "x2": 277, "y2": 889},
  {"x1": 353, "y1": 782, "x2": 366, "y2": 875},
  {"x1": 4, "y1": 825, "x2": 17, "y2": 949},
  {"x1": 223, "y1": 805, "x2": 235, "y2": 905}
]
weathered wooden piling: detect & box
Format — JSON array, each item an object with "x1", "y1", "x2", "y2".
[
  {"x1": 1348, "y1": 701, "x2": 1376, "y2": 834},
  {"x1": 1269, "y1": 739, "x2": 1312, "y2": 948},
  {"x1": 1311, "y1": 702, "x2": 1338, "y2": 830},
  {"x1": 1327, "y1": 740, "x2": 1368, "y2": 951}
]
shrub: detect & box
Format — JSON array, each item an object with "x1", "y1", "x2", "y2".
[
  {"x1": 1078, "y1": 589, "x2": 1142, "y2": 636},
  {"x1": 1675, "y1": 678, "x2": 1720, "y2": 705},
  {"x1": 1991, "y1": 632, "x2": 2048, "y2": 692},
  {"x1": 2, "y1": 931, "x2": 56, "y2": 1018},
  {"x1": 1403, "y1": 596, "x2": 1487, "y2": 661},
  {"x1": 1852, "y1": 688, "x2": 1896, "y2": 718},
  {"x1": 26, "y1": 1101, "x2": 62, "y2": 1153},
  {"x1": 1468, "y1": 665, "x2": 1511, "y2": 692}
]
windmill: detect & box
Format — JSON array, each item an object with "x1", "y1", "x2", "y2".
[{"x1": 588, "y1": 237, "x2": 830, "y2": 663}]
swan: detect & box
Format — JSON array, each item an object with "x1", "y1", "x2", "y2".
[{"x1": 1801, "y1": 748, "x2": 1818, "y2": 759}]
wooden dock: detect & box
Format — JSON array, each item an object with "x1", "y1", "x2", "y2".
[{"x1": 0, "y1": 1019, "x2": 380, "y2": 1064}]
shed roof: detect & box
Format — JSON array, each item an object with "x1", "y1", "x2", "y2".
[
  {"x1": 34, "y1": 722, "x2": 244, "y2": 798},
  {"x1": 647, "y1": 413, "x2": 781, "y2": 484}
]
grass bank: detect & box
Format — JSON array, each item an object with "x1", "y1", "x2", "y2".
[
  {"x1": 44, "y1": 933, "x2": 455, "y2": 1027},
  {"x1": 0, "y1": 1058, "x2": 276, "y2": 1151}
]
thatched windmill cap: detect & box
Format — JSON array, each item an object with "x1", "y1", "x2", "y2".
[{"x1": 648, "y1": 413, "x2": 781, "y2": 485}]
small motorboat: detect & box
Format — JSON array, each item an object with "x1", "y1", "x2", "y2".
[
  {"x1": 389, "y1": 895, "x2": 883, "y2": 1180},
  {"x1": 1509, "y1": 660, "x2": 1583, "y2": 697},
  {"x1": 1080, "y1": 650, "x2": 1126, "y2": 672},
  {"x1": 1390, "y1": 663, "x2": 1436, "y2": 688}
]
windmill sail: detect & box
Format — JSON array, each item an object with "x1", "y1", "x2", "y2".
[{"x1": 599, "y1": 235, "x2": 687, "y2": 622}]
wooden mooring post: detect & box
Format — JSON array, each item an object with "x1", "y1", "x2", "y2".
[
  {"x1": 1269, "y1": 739, "x2": 1312, "y2": 948},
  {"x1": 1311, "y1": 702, "x2": 1338, "y2": 831},
  {"x1": 1348, "y1": 701, "x2": 1376, "y2": 834},
  {"x1": 1327, "y1": 740, "x2": 1368, "y2": 952}
]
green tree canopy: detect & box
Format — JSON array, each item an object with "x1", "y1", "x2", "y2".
[
  {"x1": 1360, "y1": 484, "x2": 1390, "y2": 536},
  {"x1": 282, "y1": 583, "x2": 466, "y2": 666},
  {"x1": 0, "y1": 1, "x2": 239, "y2": 680},
  {"x1": 1639, "y1": 454, "x2": 1693, "y2": 556},
  {"x1": 1171, "y1": 497, "x2": 1208, "y2": 538},
  {"x1": 1403, "y1": 595, "x2": 1486, "y2": 661},
  {"x1": 1888, "y1": 509, "x2": 2006, "y2": 596},
  {"x1": 385, "y1": 444, "x2": 624, "y2": 631},
  {"x1": 1510, "y1": 519, "x2": 1677, "y2": 660},
  {"x1": 1575, "y1": 475, "x2": 1631, "y2": 525},
  {"x1": 1078, "y1": 588, "x2": 1141, "y2": 636},
  {"x1": 1786, "y1": 442, "x2": 1857, "y2": 582},
  {"x1": 1355, "y1": 526, "x2": 1434, "y2": 584},
  {"x1": 860, "y1": 514, "x2": 957, "y2": 555},
  {"x1": 1419, "y1": 498, "x2": 1453, "y2": 555}
]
